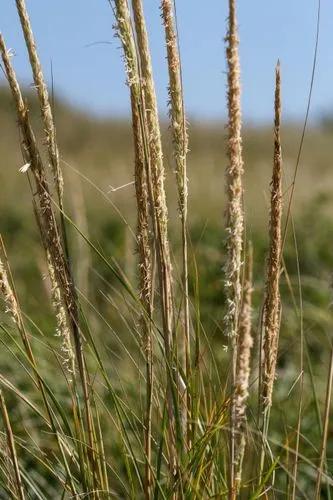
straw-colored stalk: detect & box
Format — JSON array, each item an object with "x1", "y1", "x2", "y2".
[
  {"x1": 0, "y1": 34, "x2": 98, "y2": 492},
  {"x1": 131, "y1": 0, "x2": 184, "y2": 480},
  {"x1": 110, "y1": 2, "x2": 155, "y2": 494},
  {"x1": 113, "y1": 0, "x2": 180, "y2": 480},
  {"x1": 0, "y1": 391, "x2": 25, "y2": 500},
  {"x1": 225, "y1": 0, "x2": 244, "y2": 495},
  {"x1": 15, "y1": 0, "x2": 64, "y2": 209},
  {"x1": 132, "y1": 94, "x2": 154, "y2": 498},
  {"x1": 262, "y1": 63, "x2": 282, "y2": 409},
  {"x1": 0, "y1": 35, "x2": 76, "y2": 376},
  {"x1": 234, "y1": 243, "x2": 253, "y2": 490},
  {"x1": 161, "y1": 0, "x2": 191, "y2": 447},
  {"x1": 131, "y1": 0, "x2": 174, "y2": 356}
]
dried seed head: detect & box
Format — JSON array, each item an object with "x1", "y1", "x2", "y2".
[
  {"x1": 224, "y1": 0, "x2": 244, "y2": 341},
  {"x1": 262, "y1": 63, "x2": 283, "y2": 408},
  {"x1": 47, "y1": 253, "x2": 75, "y2": 377},
  {"x1": 15, "y1": 0, "x2": 64, "y2": 204},
  {"x1": 161, "y1": 0, "x2": 189, "y2": 217},
  {"x1": 235, "y1": 247, "x2": 253, "y2": 426},
  {"x1": 0, "y1": 259, "x2": 19, "y2": 326},
  {"x1": 224, "y1": 1, "x2": 245, "y2": 493}
]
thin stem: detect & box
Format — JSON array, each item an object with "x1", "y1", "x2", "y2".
[
  {"x1": 259, "y1": 62, "x2": 283, "y2": 486},
  {"x1": 161, "y1": 0, "x2": 191, "y2": 448},
  {"x1": 315, "y1": 348, "x2": 333, "y2": 499},
  {"x1": 0, "y1": 391, "x2": 25, "y2": 500},
  {"x1": 225, "y1": 0, "x2": 244, "y2": 495},
  {"x1": 290, "y1": 216, "x2": 304, "y2": 499}
]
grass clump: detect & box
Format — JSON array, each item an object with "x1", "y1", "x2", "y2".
[{"x1": 0, "y1": 0, "x2": 331, "y2": 499}]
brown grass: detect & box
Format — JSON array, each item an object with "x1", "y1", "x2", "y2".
[
  {"x1": 161, "y1": 0, "x2": 191, "y2": 447},
  {"x1": 224, "y1": 0, "x2": 245, "y2": 495},
  {"x1": 262, "y1": 62, "x2": 283, "y2": 410}
]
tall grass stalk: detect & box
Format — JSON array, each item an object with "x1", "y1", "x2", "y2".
[
  {"x1": 0, "y1": 36, "x2": 76, "y2": 383},
  {"x1": 261, "y1": 62, "x2": 282, "y2": 408},
  {"x1": 112, "y1": 0, "x2": 185, "y2": 486},
  {"x1": 132, "y1": 0, "x2": 186, "y2": 478},
  {"x1": 107, "y1": 2, "x2": 158, "y2": 495},
  {"x1": 130, "y1": 0, "x2": 176, "y2": 409},
  {"x1": 259, "y1": 62, "x2": 283, "y2": 485},
  {"x1": 15, "y1": 0, "x2": 64, "y2": 215},
  {"x1": 161, "y1": 0, "x2": 191, "y2": 448},
  {"x1": 225, "y1": 0, "x2": 244, "y2": 495},
  {"x1": 0, "y1": 33, "x2": 100, "y2": 495},
  {"x1": 132, "y1": 86, "x2": 154, "y2": 500},
  {"x1": 0, "y1": 0, "x2": 330, "y2": 497}
]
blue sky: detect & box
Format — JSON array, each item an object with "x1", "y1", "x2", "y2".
[{"x1": 1, "y1": 1, "x2": 331, "y2": 122}]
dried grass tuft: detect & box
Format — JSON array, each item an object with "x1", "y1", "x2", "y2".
[
  {"x1": 224, "y1": 0, "x2": 245, "y2": 493},
  {"x1": 262, "y1": 62, "x2": 283, "y2": 409},
  {"x1": 0, "y1": 34, "x2": 76, "y2": 377},
  {"x1": 0, "y1": 257, "x2": 19, "y2": 328}
]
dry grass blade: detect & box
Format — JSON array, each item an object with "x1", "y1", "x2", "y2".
[
  {"x1": 224, "y1": 0, "x2": 245, "y2": 495},
  {"x1": 0, "y1": 391, "x2": 25, "y2": 500}
]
